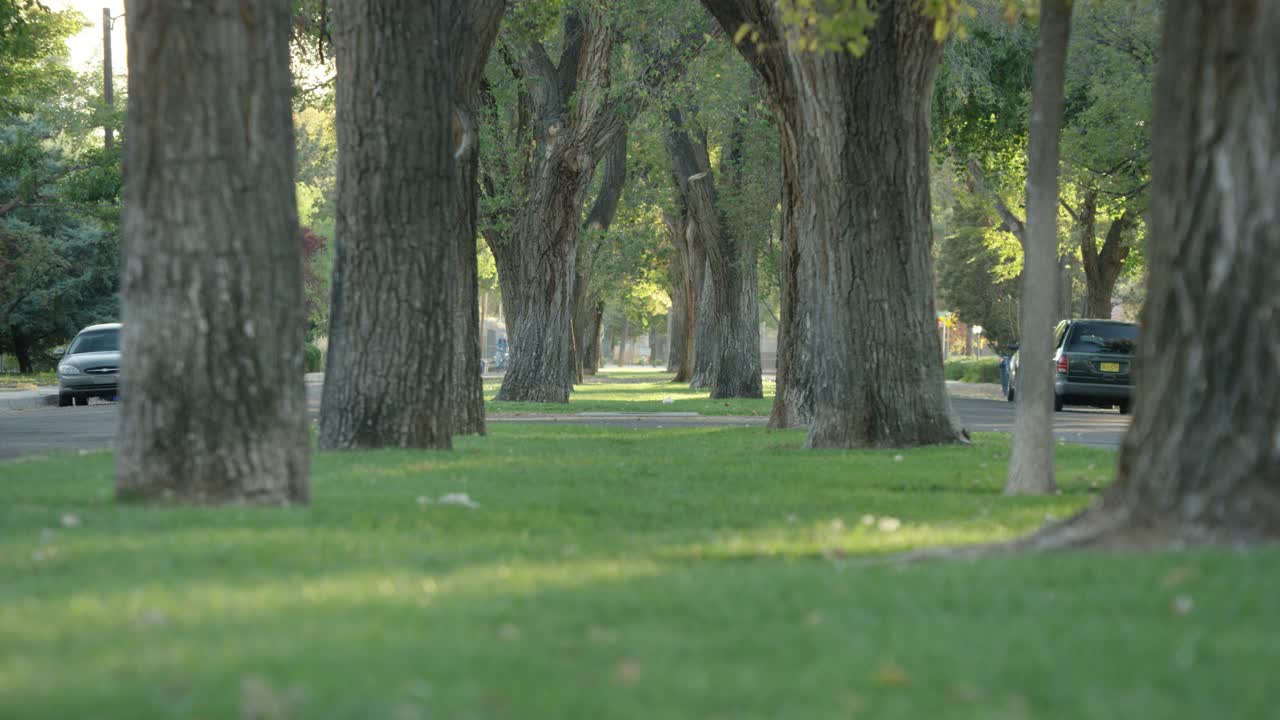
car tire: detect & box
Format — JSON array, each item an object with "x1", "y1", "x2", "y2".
[
  {"x1": 1118, "y1": 400, "x2": 1131, "y2": 415},
  {"x1": 1053, "y1": 394, "x2": 1064, "y2": 412},
  {"x1": 58, "y1": 393, "x2": 72, "y2": 408},
  {"x1": 73, "y1": 395, "x2": 88, "y2": 407},
  {"x1": 1006, "y1": 387, "x2": 1015, "y2": 402}
]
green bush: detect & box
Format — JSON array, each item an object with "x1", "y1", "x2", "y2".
[
  {"x1": 944, "y1": 357, "x2": 1002, "y2": 384},
  {"x1": 304, "y1": 343, "x2": 324, "y2": 373}
]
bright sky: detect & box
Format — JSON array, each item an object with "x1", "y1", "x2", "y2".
[{"x1": 54, "y1": 1, "x2": 128, "y2": 73}]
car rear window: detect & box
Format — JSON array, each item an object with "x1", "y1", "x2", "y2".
[
  {"x1": 1066, "y1": 323, "x2": 1137, "y2": 354},
  {"x1": 68, "y1": 329, "x2": 120, "y2": 354}
]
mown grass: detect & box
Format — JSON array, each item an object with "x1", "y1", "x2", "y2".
[
  {"x1": 944, "y1": 357, "x2": 1004, "y2": 384},
  {"x1": 2, "y1": 425, "x2": 1277, "y2": 719},
  {"x1": 486, "y1": 369, "x2": 775, "y2": 415},
  {"x1": 0, "y1": 372, "x2": 56, "y2": 392}
]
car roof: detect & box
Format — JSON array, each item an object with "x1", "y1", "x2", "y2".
[
  {"x1": 78, "y1": 323, "x2": 122, "y2": 333},
  {"x1": 1067, "y1": 318, "x2": 1137, "y2": 325}
]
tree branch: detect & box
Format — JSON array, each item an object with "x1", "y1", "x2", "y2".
[{"x1": 966, "y1": 159, "x2": 1026, "y2": 244}]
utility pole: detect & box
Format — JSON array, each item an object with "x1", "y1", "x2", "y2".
[{"x1": 103, "y1": 8, "x2": 114, "y2": 152}]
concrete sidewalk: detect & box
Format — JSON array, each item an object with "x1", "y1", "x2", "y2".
[
  {"x1": 945, "y1": 380, "x2": 1005, "y2": 402},
  {"x1": 0, "y1": 386, "x2": 58, "y2": 411}
]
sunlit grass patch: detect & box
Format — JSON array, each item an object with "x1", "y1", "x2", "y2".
[
  {"x1": 486, "y1": 375, "x2": 776, "y2": 415},
  {"x1": 2, "y1": 426, "x2": 1277, "y2": 719}
]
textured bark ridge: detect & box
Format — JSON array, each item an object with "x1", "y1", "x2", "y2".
[
  {"x1": 491, "y1": 11, "x2": 624, "y2": 403},
  {"x1": 663, "y1": 110, "x2": 763, "y2": 398},
  {"x1": 703, "y1": 0, "x2": 960, "y2": 446},
  {"x1": 664, "y1": 209, "x2": 700, "y2": 382},
  {"x1": 1006, "y1": 0, "x2": 1071, "y2": 495},
  {"x1": 573, "y1": 130, "x2": 628, "y2": 382},
  {"x1": 1027, "y1": 0, "x2": 1280, "y2": 548},
  {"x1": 767, "y1": 129, "x2": 814, "y2": 428},
  {"x1": 450, "y1": 1, "x2": 506, "y2": 436},
  {"x1": 1072, "y1": 191, "x2": 1135, "y2": 319},
  {"x1": 116, "y1": 0, "x2": 309, "y2": 504},
  {"x1": 320, "y1": 0, "x2": 459, "y2": 449}
]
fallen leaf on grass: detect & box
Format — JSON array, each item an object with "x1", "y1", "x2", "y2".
[
  {"x1": 613, "y1": 658, "x2": 643, "y2": 687},
  {"x1": 874, "y1": 661, "x2": 910, "y2": 687},
  {"x1": 1162, "y1": 566, "x2": 1197, "y2": 589}
]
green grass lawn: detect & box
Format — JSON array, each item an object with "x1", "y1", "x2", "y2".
[
  {"x1": 0, "y1": 372, "x2": 55, "y2": 392},
  {"x1": 486, "y1": 370, "x2": 775, "y2": 416},
  {"x1": 2, "y1": 425, "x2": 1277, "y2": 718}
]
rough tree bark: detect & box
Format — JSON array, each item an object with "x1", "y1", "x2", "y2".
[
  {"x1": 573, "y1": 129, "x2": 628, "y2": 382},
  {"x1": 689, "y1": 264, "x2": 718, "y2": 387},
  {"x1": 9, "y1": 327, "x2": 33, "y2": 375},
  {"x1": 1006, "y1": 0, "x2": 1072, "y2": 495},
  {"x1": 663, "y1": 209, "x2": 699, "y2": 382},
  {"x1": 1079, "y1": 199, "x2": 1134, "y2": 319},
  {"x1": 116, "y1": 0, "x2": 309, "y2": 503},
  {"x1": 450, "y1": 1, "x2": 506, "y2": 436},
  {"x1": 1027, "y1": 0, "x2": 1280, "y2": 548},
  {"x1": 767, "y1": 125, "x2": 814, "y2": 428},
  {"x1": 663, "y1": 108, "x2": 761, "y2": 397},
  {"x1": 491, "y1": 12, "x2": 625, "y2": 403},
  {"x1": 685, "y1": 166, "x2": 763, "y2": 397},
  {"x1": 319, "y1": 0, "x2": 458, "y2": 449},
  {"x1": 702, "y1": 0, "x2": 960, "y2": 446}
]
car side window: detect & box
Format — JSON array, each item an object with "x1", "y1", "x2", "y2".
[{"x1": 1054, "y1": 322, "x2": 1068, "y2": 349}]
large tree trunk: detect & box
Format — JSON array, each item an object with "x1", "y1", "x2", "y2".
[
  {"x1": 573, "y1": 130, "x2": 628, "y2": 383},
  {"x1": 449, "y1": 1, "x2": 505, "y2": 436},
  {"x1": 116, "y1": 0, "x2": 309, "y2": 503},
  {"x1": 1056, "y1": 254, "x2": 1074, "y2": 320},
  {"x1": 703, "y1": 0, "x2": 961, "y2": 447},
  {"x1": 493, "y1": 12, "x2": 624, "y2": 403},
  {"x1": 663, "y1": 109, "x2": 761, "y2": 397},
  {"x1": 767, "y1": 129, "x2": 814, "y2": 428},
  {"x1": 663, "y1": 209, "x2": 699, "y2": 383},
  {"x1": 1030, "y1": 0, "x2": 1280, "y2": 548},
  {"x1": 686, "y1": 172, "x2": 763, "y2": 398},
  {"x1": 1082, "y1": 207, "x2": 1134, "y2": 319},
  {"x1": 583, "y1": 301, "x2": 603, "y2": 375},
  {"x1": 319, "y1": 0, "x2": 458, "y2": 449},
  {"x1": 688, "y1": 261, "x2": 717, "y2": 387},
  {"x1": 10, "y1": 327, "x2": 32, "y2": 374},
  {"x1": 1005, "y1": 0, "x2": 1072, "y2": 495}
]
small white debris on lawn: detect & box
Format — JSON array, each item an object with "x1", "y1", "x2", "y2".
[
  {"x1": 60, "y1": 513, "x2": 80, "y2": 528},
  {"x1": 893, "y1": 454, "x2": 904, "y2": 462},
  {"x1": 438, "y1": 493, "x2": 480, "y2": 509},
  {"x1": 1173, "y1": 595, "x2": 1194, "y2": 616},
  {"x1": 416, "y1": 496, "x2": 432, "y2": 506},
  {"x1": 860, "y1": 514, "x2": 876, "y2": 526},
  {"x1": 877, "y1": 517, "x2": 902, "y2": 532},
  {"x1": 662, "y1": 396, "x2": 674, "y2": 404}
]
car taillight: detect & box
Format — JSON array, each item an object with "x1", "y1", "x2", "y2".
[{"x1": 1056, "y1": 355, "x2": 1069, "y2": 374}]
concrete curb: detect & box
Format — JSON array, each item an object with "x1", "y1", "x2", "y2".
[{"x1": 0, "y1": 388, "x2": 58, "y2": 411}]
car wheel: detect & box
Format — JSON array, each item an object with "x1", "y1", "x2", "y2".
[
  {"x1": 1118, "y1": 400, "x2": 1131, "y2": 415},
  {"x1": 73, "y1": 395, "x2": 88, "y2": 407},
  {"x1": 1006, "y1": 386, "x2": 1015, "y2": 402},
  {"x1": 58, "y1": 393, "x2": 72, "y2": 408},
  {"x1": 1053, "y1": 395, "x2": 1064, "y2": 412}
]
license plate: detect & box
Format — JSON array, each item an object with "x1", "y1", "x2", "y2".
[{"x1": 1099, "y1": 362, "x2": 1120, "y2": 373}]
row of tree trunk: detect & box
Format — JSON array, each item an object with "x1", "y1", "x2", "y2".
[
  {"x1": 116, "y1": 0, "x2": 1280, "y2": 549},
  {"x1": 117, "y1": 0, "x2": 505, "y2": 502},
  {"x1": 661, "y1": 108, "x2": 764, "y2": 399}
]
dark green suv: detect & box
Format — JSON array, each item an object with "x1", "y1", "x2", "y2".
[{"x1": 1008, "y1": 319, "x2": 1139, "y2": 414}]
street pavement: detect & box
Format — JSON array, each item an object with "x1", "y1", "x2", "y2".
[{"x1": 0, "y1": 383, "x2": 1129, "y2": 460}]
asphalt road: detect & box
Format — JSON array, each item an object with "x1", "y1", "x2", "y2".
[{"x1": 0, "y1": 393, "x2": 1129, "y2": 460}]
